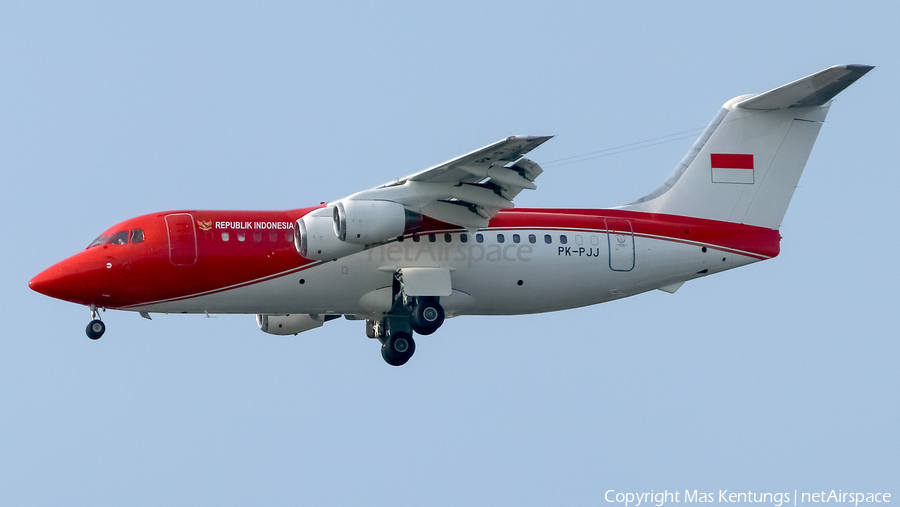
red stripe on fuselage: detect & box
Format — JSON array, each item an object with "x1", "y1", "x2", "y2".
[{"x1": 491, "y1": 208, "x2": 779, "y2": 259}]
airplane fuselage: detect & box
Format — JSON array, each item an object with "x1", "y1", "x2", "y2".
[{"x1": 31, "y1": 207, "x2": 778, "y2": 317}]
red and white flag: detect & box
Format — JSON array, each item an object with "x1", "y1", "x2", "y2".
[{"x1": 711, "y1": 153, "x2": 754, "y2": 184}]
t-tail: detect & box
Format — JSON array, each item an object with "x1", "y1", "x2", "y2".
[{"x1": 624, "y1": 64, "x2": 872, "y2": 229}]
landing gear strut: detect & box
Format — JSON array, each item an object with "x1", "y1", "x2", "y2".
[{"x1": 86, "y1": 305, "x2": 105, "y2": 340}]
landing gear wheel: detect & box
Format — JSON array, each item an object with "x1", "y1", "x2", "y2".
[
  {"x1": 86, "y1": 319, "x2": 105, "y2": 340},
  {"x1": 411, "y1": 298, "x2": 444, "y2": 335},
  {"x1": 381, "y1": 331, "x2": 415, "y2": 366}
]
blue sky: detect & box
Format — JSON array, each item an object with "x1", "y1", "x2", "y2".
[{"x1": 2, "y1": 1, "x2": 897, "y2": 505}]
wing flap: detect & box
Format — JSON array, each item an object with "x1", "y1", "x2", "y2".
[
  {"x1": 485, "y1": 166, "x2": 537, "y2": 190},
  {"x1": 449, "y1": 184, "x2": 514, "y2": 210},
  {"x1": 419, "y1": 201, "x2": 490, "y2": 229}
]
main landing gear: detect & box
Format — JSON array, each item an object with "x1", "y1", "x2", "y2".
[
  {"x1": 85, "y1": 305, "x2": 105, "y2": 340},
  {"x1": 369, "y1": 313, "x2": 420, "y2": 367},
  {"x1": 381, "y1": 331, "x2": 415, "y2": 367},
  {"x1": 368, "y1": 272, "x2": 447, "y2": 366},
  {"x1": 411, "y1": 296, "x2": 444, "y2": 335}
]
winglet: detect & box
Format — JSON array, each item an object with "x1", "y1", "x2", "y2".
[{"x1": 737, "y1": 64, "x2": 873, "y2": 110}]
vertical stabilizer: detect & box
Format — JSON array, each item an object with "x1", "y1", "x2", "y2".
[{"x1": 625, "y1": 65, "x2": 872, "y2": 229}]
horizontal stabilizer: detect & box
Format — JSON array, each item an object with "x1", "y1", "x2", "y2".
[{"x1": 737, "y1": 64, "x2": 873, "y2": 110}]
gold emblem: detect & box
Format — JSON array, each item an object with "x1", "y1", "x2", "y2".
[{"x1": 197, "y1": 220, "x2": 213, "y2": 231}]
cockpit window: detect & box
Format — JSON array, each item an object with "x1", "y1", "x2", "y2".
[
  {"x1": 130, "y1": 229, "x2": 144, "y2": 243},
  {"x1": 87, "y1": 235, "x2": 110, "y2": 249},
  {"x1": 109, "y1": 231, "x2": 129, "y2": 245}
]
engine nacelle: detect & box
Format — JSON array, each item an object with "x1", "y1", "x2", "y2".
[
  {"x1": 256, "y1": 314, "x2": 325, "y2": 335},
  {"x1": 332, "y1": 200, "x2": 413, "y2": 245},
  {"x1": 295, "y1": 209, "x2": 365, "y2": 261}
]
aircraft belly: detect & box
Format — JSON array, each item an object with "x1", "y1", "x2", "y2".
[
  {"x1": 127, "y1": 232, "x2": 759, "y2": 316},
  {"x1": 444, "y1": 235, "x2": 748, "y2": 315},
  {"x1": 128, "y1": 259, "x2": 391, "y2": 315}
]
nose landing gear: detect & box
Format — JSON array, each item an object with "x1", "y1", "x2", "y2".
[{"x1": 86, "y1": 305, "x2": 105, "y2": 340}]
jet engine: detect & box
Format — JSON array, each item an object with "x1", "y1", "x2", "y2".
[
  {"x1": 257, "y1": 314, "x2": 334, "y2": 335},
  {"x1": 332, "y1": 200, "x2": 420, "y2": 245},
  {"x1": 295, "y1": 209, "x2": 365, "y2": 261},
  {"x1": 295, "y1": 201, "x2": 421, "y2": 261}
]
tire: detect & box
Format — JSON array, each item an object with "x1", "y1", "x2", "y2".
[
  {"x1": 86, "y1": 320, "x2": 105, "y2": 340},
  {"x1": 381, "y1": 331, "x2": 415, "y2": 366},
  {"x1": 411, "y1": 298, "x2": 444, "y2": 336}
]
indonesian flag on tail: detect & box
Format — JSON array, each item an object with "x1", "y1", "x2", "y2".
[{"x1": 711, "y1": 153, "x2": 754, "y2": 184}]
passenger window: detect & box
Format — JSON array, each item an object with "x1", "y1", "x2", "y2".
[
  {"x1": 88, "y1": 235, "x2": 110, "y2": 249},
  {"x1": 285, "y1": 230, "x2": 293, "y2": 242},
  {"x1": 444, "y1": 233, "x2": 452, "y2": 243},
  {"x1": 591, "y1": 235, "x2": 599, "y2": 246},
  {"x1": 253, "y1": 231, "x2": 262, "y2": 242},
  {"x1": 130, "y1": 229, "x2": 145, "y2": 243},
  {"x1": 222, "y1": 232, "x2": 230, "y2": 241},
  {"x1": 413, "y1": 233, "x2": 420, "y2": 242},
  {"x1": 237, "y1": 232, "x2": 246, "y2": 242},
  {"x1": 528, "y1": 234, "x2": 536, "y2": 244},
  {"x1": 560, "y1": 235, "x2": 568, "y2": 245},
  {"x1": 513, "y1": 234, "x2": 520, "y2": 243},
  {"x1": 269, "y1": 231, "x2": 278, "y2": 242},
  {"x1": 460, "y1": 234, "x2": 468, "y2": 243},
  {"x1": 575, "y1": 235, "x2": 583, "y2": 245},
  {"x1": 428, "y1": 234, "x2": 436, "y2": 242},
  {"x1": 497, "y1": 234, "x2": 505, "y2": 243},
  {"x1": 476, "y1": 234, "x2": 484, "y2": 243},
  {"x1": 109, "y1": 231, "x2": 129, "y2": 245},
  {"x1": 544, "y1": 234, "x2": 552, "y2": 244}
]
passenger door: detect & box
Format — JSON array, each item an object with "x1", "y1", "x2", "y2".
[
  {"x1": 165, "y1": 213, "x2": 198, "y2": 266},
  {"x1": 604, "y1": 218, "x2": 634, "y2": 272}
]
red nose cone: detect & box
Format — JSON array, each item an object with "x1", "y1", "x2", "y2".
[
  {"x1": 29, "y1": 255, "x2": 102, "y2": 305},
  {"x1": 29, "y1": 264, "x2": 64, "y2": 298}
]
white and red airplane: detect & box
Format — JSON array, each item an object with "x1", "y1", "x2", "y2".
[{"x1": 30, "y1": 64, "x2": 871, "y2": 365}]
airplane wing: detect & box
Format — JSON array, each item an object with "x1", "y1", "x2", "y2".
[{"x1": 340, "y1": 136, "x2": 553, "y2": 229}]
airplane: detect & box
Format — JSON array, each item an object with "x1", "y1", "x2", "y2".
[{"x1": 30, "y1": 64, "x2": 872, "y2": 366}]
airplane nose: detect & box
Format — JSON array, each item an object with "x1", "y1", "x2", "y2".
[
  {"x1": 29, "y1": 256, "x2": 101, "y2": 305},
  {"x1": 29, "y1": 263, "x2": 67, "y2": 298}
]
